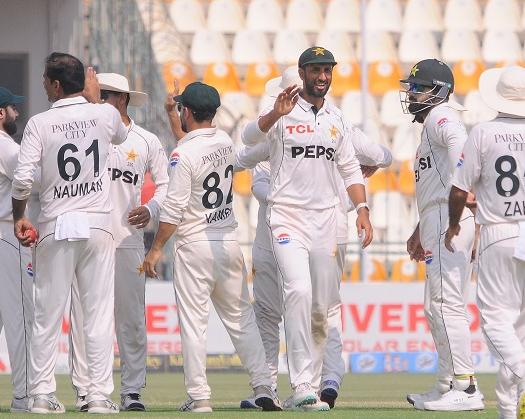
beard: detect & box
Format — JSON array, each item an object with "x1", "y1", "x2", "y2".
[
  {"x1": 304, "y1": 79, "x2": 330, "y2": 98},
  {"x1": 180, "y1": 114, "x2": 188, "y2": 133},
  {"x1": 408, "y1": 101, "x2": 429, "y2": 115},
  {"x1": 3, "y1": 115, "x2": 17, "y2": 136}
]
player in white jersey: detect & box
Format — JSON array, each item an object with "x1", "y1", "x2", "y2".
[
  {"x1": 11, "y1": 52, "x2": 129, "y2": 414},
  {"x1": 241, "y1": 46, "x2": 372, "y2": 409},
  {"x1": 0, "y1": 87, "x2": 34, "y2": 413},
  {"x1": 399, "y1": 59, "x2": 483, "y2": 411},
  {"x1": 68, "y1": 73, "x2": 168, "y2": 412},
  {"x1": 143, "y1": 82, "x2": 281, "y2": 412},
  {"x1": 445, "y1": 66, "x2": 525, "y2": 419}
]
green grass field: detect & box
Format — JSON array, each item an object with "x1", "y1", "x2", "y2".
[{"x1": 0, "y1": 373, "x2": 499, "y2": 417}]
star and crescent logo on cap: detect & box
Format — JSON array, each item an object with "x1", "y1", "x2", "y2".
[
  {"x1": 410, "y1": 65, "x2": 419, "y2": 77},
  {"x1": 312, "y1": 47, "x2": 326, "y2": 56}
]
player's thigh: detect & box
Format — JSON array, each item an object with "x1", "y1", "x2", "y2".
[
  {"x1": 115, "y1": 247, "x2": 145, "y2": 307},
  {"x1": 252, "y1": 245, "x2": 281, "y2": 313}
]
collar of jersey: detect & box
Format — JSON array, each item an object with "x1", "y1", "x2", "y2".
[
  {"x1": 178, "y1": 127, "x2": 217, "y2": 145},
  {"x1": 296, "y1": 95, "x2": 330, "y2": 115},
  {"x1": 51, "y1": 96, "x2": 88, "y2": 109},
  {"x1": 0, "y1": 129, "x2": 15, "y2": 143}
]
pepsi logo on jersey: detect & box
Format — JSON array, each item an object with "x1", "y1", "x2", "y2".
[
  {"x1": 26, "y1": 263, "x2": 33, "y2": 277},
  {"x1": 457, "y1": 152, "x2": 464, "y2": 167},
  {"x1": 277, "y1": 233, "x2": 291, "y2": 245},
  {"x1": 291, "y1": 145, "x2": 335, "y2": 160},
  {"x1": 424, "y1": 250, "x2": 433, "y2": 265},
  {"x1": 170, "y1": 152, "x2": 180, "y2": 167},
  {"x1": 107, "y1": 168, "x2": 140, "y2": 185}
]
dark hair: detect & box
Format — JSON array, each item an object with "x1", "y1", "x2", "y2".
[
  {"x1": 191, "y1": 110, "x2": 216, "y2": 123},
  {"x1": 45, "y1": 52, "x2": 85, "y2": 95}
]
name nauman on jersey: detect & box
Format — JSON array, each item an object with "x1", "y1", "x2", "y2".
[{"x1": 53, "y1": 178, "x2": 103, "y2": 199}]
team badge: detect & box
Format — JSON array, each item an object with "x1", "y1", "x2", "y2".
[
  {"x1": 277, "y1": 233, "x2": 291, "y2": 245},
  {"x1": 410, "y1": 65, "x2": 419, "y2": 77},
  {"x1": 457, "y1": 152, "x2": 464, "y2": 167},
  {"x1": 126, "y1": 149, "x2": 139, "y2": 161},
  {"x1": 312, "y1": 47, "x2": 325, "y2": 56},
  {"x1": 424, "y1": 250, "x2": 433, "y2": 265},
  {"x1": 437, "y1": 117, "x2": 448, "y2": 127},
  {"x1": 329, "y1": 125, "x2": 339, "y2": 141},
  {"x1": 26, "y1": 263, "x2": 33, "y2": 277},
  {"x1": 137, "y1": 264, "x2": 145, "y2": 274},
  {"x1": 170, "y1": 152, "x2": 180, "y2": 167}
]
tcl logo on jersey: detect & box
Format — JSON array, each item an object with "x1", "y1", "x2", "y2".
[
  {"x1": 277, "y1": 233, "x2": 291, "y2": 245},
  {"x1": 107, "y1": 168, "x2": 140, "y2": 185},
  {"x1": 424, "y1": 250, "x2": 433, "y2": 265},
  {"x1": 170, "y1": 152, "x2": 180, "y2": 167},
  {"x1": 285, "y1": 124, "x2": 314, "y2": 134},
  {"x1": 457, "y1": 152, "x2": 464, "y2": 167},
  {"x1": 291, "y1": 145, "x2": 335, "y2": 160},
  {"x1": 26, "y1": 263, "x2": 33, "y2": 277}
]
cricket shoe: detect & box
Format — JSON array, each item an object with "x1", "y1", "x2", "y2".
[
  {"x1": 253, "y1": 385, "x2": 282, "y2": 411},
  {"x1": 283, "y1": 395, "x2": 330, "y2": 411},
  {"x1": 320, "y1": 380, "x2": 339, "y2": 409},
  {"x1": 31, "y1": 393, "x2": 66, "y2": 414},
  {"x1": 292, "y1": 382, "x2": 317, "y2": 408},
  {"x1": 179, "y1": 398, "x2": 213, "y2": 413},
  {"x1": 87, "y1": 399, "x2": 119, "y2": 414},
  {"x1": 240, "y1": 393, "x2": 259, "y2": 409},
  {"x1": 121, "y1": 393, "x2": 145, "y2": 411},
  {"x1": 10, "y1": 396, "x2": 30, "y2": 413},
  {"x1": 423, "y1": 388, "x2": 484, "y2": 411},
  {"x1": 408, "y1": 387, "x2": 447, "y2": 410},
  {"x1": 76, "y1": 395, "x2": 88, "y2": 412}
]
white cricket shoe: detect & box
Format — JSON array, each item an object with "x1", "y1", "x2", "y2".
[
  {"x1": 179, "y1": 398, "x2": 213, "y2": 413},
  {"x1": 253, "y1": 385, "x2": 282, "y2": 411},
  {"x1": 31, "y1": 393, "x2": 65, "y2": 414},
  {"x1": 292, "y1": 382, "x2": 317, "y2": 407},
  {"x1": 408, "y1": 388, "x2": 447, "y2": 410},
  {"x1": 10, "y1": 396, "x2": 30, "y2": 413},
  {"x1": 75, "y1": 395, "x2": 88, "y2": 412},
  {"x1": 240, "y1": 393, "x2": 259, "y2": 409},
  {"x1": 423, "y1": 388, "x2": 484, "y2": 411},
  {"x1": 283, "y1": 395, "x2": 330, "y2": 411},
  {"x1": 87, "y1": 399, "x2": 119, "y2": 414}
]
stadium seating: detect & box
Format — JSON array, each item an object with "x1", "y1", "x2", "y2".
[
  {"x1": 441, "y1": 30, "x2": 481, "y2": 63},
  {"x1": 403, "y1": 0, "x2": 443, "y2": 31},
  {"x1": 368, "y1": 61, "x2": 403, "y2": 96},
  {"x1": 246, "y1": 0, "x2": 284, "y2": 33},
  {"x1": 399, "y1": 30, "x2": 440, "y2": 63},
  {"x1": 452, "y1": 60, "x2": 485, "y2": 96},
  {"x1": 244, "y1": 63, "x2": 280, "y2": 96},
  {"x1": 232, "y1": 30, "x2": 273, "y2": 65},
  {"x1": 190, "y1": 30, "x2": 230, "y2": 65},
  {"x1": 316, "y1": 30, "x2": 355, "y2": 62},
  {"x1": 483, "y1": 0, "x2": 521, "y2": 31},
  {"x1": 366, "y1": 0, "x2": 402, "y2": 33},
  {"x1": 169, "y1": 0, "x2": 206, "y2": 34},
  {"x1": 273, "y1": 29, "x2": 310, "y2": 65},
  {"x1": 207, "y1": 0, "x2": 245, "y2": 33},
  {"x1": 324, "y1": 0, "x2": 360, "y2": 32},
  {"x1": 286, "y1": 0, "x2": 324, "y2": 32},
  {"x1": 444, "y1": 0, "x2": 483, "y2": 30},
  {"x1": 161, "y1": 61, "x2": 196, "y2": 91},
  {"x1": 330, "y1": 62, "x2": 360, "y2": 96},
  {"x1": 202, "y1": 62, "x2": 241, "y2": 94},
  {"x1": 482, "y1": 30, "x2": 523, "y2": 64}
]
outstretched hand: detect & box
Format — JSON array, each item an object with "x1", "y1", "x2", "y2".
[{"x1": 273, "y1": 85, "x2": 301, "y2": 117}]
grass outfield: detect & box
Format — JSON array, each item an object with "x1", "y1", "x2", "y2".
[{"x1": 0, "y1": 372, "x2": 498, "y2": 417}]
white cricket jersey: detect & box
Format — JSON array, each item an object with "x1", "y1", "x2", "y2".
[
  {"x1": 160, "y1": 127, "x2": 238, "y2": 245},
  {"x1": 242, "y1": 96, "x2": 364, "y2": 210},
  {"x1": 252, "y1": 162, "x2": 271, "y2": 251},
  {"x1": 0, "y1": 130, "x2": 22, "y2": 222},
  {"x1": 108, "y1": 120, "x2": 169, "y2": 248},
  {"x1": 12, "y1": 96, "x2": 129, "y2": 223},
  {"x1": 414, "y1": 102, "x2": 468, "y2": 215},
  {"x1": 452, "y1": 116, "x2": 525, "y2": 225}
]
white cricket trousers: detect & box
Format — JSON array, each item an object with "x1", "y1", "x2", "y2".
[
  {"x1": 30, "y1": 227, "x2": 115, "y2": 402},
  {"x1": 0, "y1": 221, "x2": 34, "y2": 399},
  {"x1": 419, "y1": 204, "x2": 475, "y2": 384},
  {"x1": 173, "y1": 239, "x2": 272, "y2": 400},
  {"x1": 70, "y1": 247, "x2": 146, "y2": 396},
  {"x1": 269, "y1": 205, "x2": 337, "y2": 388},
  {"x1": 477, "y1": 223, "x2": 525, "y2": 387}
]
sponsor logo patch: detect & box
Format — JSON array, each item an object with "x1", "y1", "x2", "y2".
[
  {"x1": 277, "y1": 233, "x2": 291, "y2": 245},
  {"x1": 424, "y1": 250, "x2": 433, "y2": 265},
  {"x1": 437, "y1": 117, "x2": 448, "y2": 127},
  {"x1": 457, "y1": 152, "x2": 464, "y2": 167},
  {"x1": 169, "y1": 152, "x2": 180, "y2": 167},
  {"x1": 26, "y1": 263, "x2": 33, "y2": 277}
]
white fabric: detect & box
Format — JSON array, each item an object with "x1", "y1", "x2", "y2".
[
  {"x1": 415, "y1": 103, "x2": 468, "y2": 214},
  {"x1": 242, "y1": 96, "x2": 364, "y2": 210},
  {"x1": 0, "y1": 131, "x2": 21, "y2": 221},
  {"x1": 109, "y1": 121, "x2": 168, "y2": 248},
  {"x1": 0, "y1": 222, "x2": 33, "y2": 399},
  {"x1": 452, "y1": 116, "x2": 525, "y2": 225},
  {"x1": 54, "y1": 212, "x2": 90, "y2": 241},
  {"x1": 12, "y1": 96, "x2": 129, "y2": 222},
  {"x1": 96, "y1": 73, "x2": 148, "y2": 107},
  {"x1": 478, "y1": 67, "x2": 525, "y2": 117},
  {"x1": 514, "y1": 222, "x2": 525, "y2": 261},
  {"x1": 160, "y1": 127, "x2": 238, "y2": 246}
]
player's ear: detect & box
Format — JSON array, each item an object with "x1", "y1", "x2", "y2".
[{"x1": 298, "y1": 67, "x2": 305, "y2": 81}]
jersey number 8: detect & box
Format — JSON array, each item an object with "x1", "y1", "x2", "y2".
[{"x1": 495, "y1": 155, "x2": 522, "y2": 197}]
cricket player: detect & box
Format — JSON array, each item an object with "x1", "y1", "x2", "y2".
[
  {"x1": 399, "y1": 58, "x2": 483, "y2": 411},
  {"x1": 0, "y1": 87, "x2": 34, "y2": 413},
  {"x1": 241, "y1": 46, "x2": 372, "y2": 409},
  {"x1": 143, "y1": 81, "x2": 281, "y2": 412},
  {"x1": 12, "y1": 52, "x2": 129, "y2": 414},
  {"x1": 69, "y1": 73, "x2": 169, "y2": 412},
  {"x1": 445, "y1": 66, "x2": 525, "y2": 418}
]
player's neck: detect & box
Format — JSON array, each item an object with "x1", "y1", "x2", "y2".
[
  {"x1": 299, "y1": 91, "x2": 324, "y2": 111},
  {"x1": 58, "y1": 92, "x2": 83, "y2": 101},
  {"x1": 121, "y1": 114, "x2": 131, "y2": 127},
  {"x1": 187, "y1": 121, "x2": 213, "y2": 132}
]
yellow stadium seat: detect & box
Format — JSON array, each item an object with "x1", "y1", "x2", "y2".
[
  {"x1": 367, "y1": 168, "x2": 398, "y2": 194},
  {"x1": 398, "y1": 160, "x2": 415, "y2": 196},
  {"x1": 330, "y1": 61, "x2": 360, "y2": 97},
  {"x1": 391, "y1": 258, "x2": 426, "y2": 282},
  {"x1": 368, "y1": 61, "x2": 402, "y2": 96},
  {"x1": 233, "y1": 170, "x2": 252, "y2": 197},
  {"x1": 452, "y1": 60, "x2": 485, "y2": 96},
  {"x1": 203, "y1": 62, "x2": 241, "y2": 94},
  {"x1": 161, "y1": 61, "x2": 196, "y2": 92},
  {"x1": 350, "y1": 259, "x2": 388, "y2": 282},
  {"x1": 244, "y1": 62, "x2": 280, "y2": 96}
]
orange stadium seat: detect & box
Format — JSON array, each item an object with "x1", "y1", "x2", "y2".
[
  {"x1": 244, "y1": 63, "x2": 280, "y2": 96},
  {"x1": 161, "y1": 61, "x2": 196, "y2": 92},
  {"x1": 368, "y1": 61, "x2": 402, "y2": 96},
  {"x1": 391, "y1": 258, "x2": 426, "y2": 282},
  {"x1": 367, "y1": 168, "x2": 398, "y2": 194},
  {"x1": 203, "y1": 62, "x2": 241, "y2": 94},
  {"x1": 398, "y1": 160, "x2": 415, "y2": 196},
  {"x1": 233, "y1": 170, "x2": 252, "y2": 197},
  {"x1": 330, "y1": 62, "x2": 360, "y2": 97},
  {"x1": 452, "y1": 60, "x2": 485, "y2": 96},
  {"x1": 350, "y1": 259, "x2": 388, "y2": 282}
]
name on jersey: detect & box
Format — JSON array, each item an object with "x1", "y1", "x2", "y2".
[
  {"x1": 291, "y1": 145, "x2": 335, "y2": 160},
  {"x1": 107, "y1": 168, "x2": 140, "y2": 185},
  {"x1": 51, "y1": 119, "x2": 98, "y2": 140},
  {"x1": 53, "y1": 178, "x2": 103, "y2": 199},
  {"x1": 495, "y1": 133, "x2": 525, "y2": 151},
  {"x1": 205, "y1": 207, "x2": 232, "y2": 224},
  {"x1": 504, "y1": 201, "x2": 525, "y2": 217},
  {"x1": 201, "y1": 146, "x2": 233, "y2": 168},
  {"x1": 286, "y1": 124, "x2": 314, "y2": 134}
]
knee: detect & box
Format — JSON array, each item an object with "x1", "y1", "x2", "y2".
[{"x1": 311, "y1": 309, "x2": 328, "y2": 344}]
